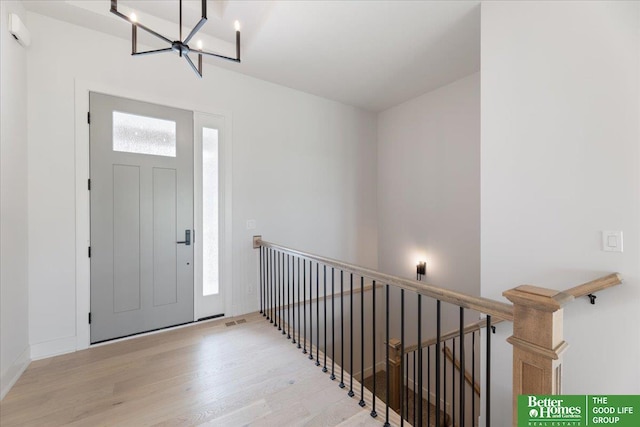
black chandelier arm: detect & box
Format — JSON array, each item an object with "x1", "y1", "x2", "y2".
[
  {"x1": 184, "y1": 17, "x2": 207, "y2": 45},
  {"x1": 133, "y1": 23, "x2": 172, "y2": 46},
  {"x1": 184, "y1": 53, "x2": 202, "y2": 77},
  {"x1": 132, "y1": 47, "x2": 173, "y2": 57},
  {"x1": 111, "y1": 1, "x2": 172, "y2": 45},
  {"x1": 183, "y1": 0, "x2": 207, "y2": 45},
  {"x1": 126, "y1": 17, "x2": 172, "y2": 45},
  {"x1": 198, "y1": 49, "x2": 241, "y2": 63}
]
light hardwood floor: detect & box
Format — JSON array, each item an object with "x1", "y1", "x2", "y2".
[{"x1": 0, "y1": 313, "x2": 387, "y2": 426}]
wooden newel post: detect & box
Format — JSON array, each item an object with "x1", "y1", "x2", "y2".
[
  {"x1": 503, "y1": 285, "x2": 574, "y2": 425},
  {"x1": 387, "y1": 338, "x2": 402, "y2": 411}
]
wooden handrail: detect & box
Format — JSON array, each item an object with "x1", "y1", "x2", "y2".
[
  {"x1": 256, "y1": 238, "x2": 514, "y2": 321},
  {"x1": 400, "y1": 273, "x2": 622, "y2": 354},
  {"x1": 443, "y1": 345, "x2": 481, "y2": 396},
  {"x1": 403, "y1": 318, "x2": 506, "y2": 354},
  {"x1": 563, "y1": 273, "x2": 622, "y2": 299}
]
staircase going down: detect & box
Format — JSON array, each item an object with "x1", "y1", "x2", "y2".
[{"x1": 364, "y1": 371, "x2": 451, "y2": 427}]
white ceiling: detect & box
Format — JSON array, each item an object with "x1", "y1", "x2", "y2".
[{"x1": 23, "y1": 0, "x2": 480, "y2": 112}]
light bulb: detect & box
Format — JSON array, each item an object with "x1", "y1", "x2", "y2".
[
  {"x1": 197, "y1": 40, "x2": 203, "y2": 50},
  {"x1": 130, "y1": 13, "x2": 137, "y2": 23},
  {"x1": 234, "y1": 20, "x2": 240, "y2": 31}
]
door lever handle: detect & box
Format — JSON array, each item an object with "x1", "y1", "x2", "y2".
[{"x1": 177, "y1": 230, "x2": 191, "y2": 246}]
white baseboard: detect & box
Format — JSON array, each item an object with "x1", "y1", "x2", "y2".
[
  {"x1": 353, "y1": 360, "x2": 387, "y2": 381},
  {"x1": 30, "y1": 336, "x2": 77, "y2": 360},
  {"x1": 407, "y1": 375, "x2": 452, "y2": 414},
  {"x1": 0, "y1": 346, "x2": 31, "y2": 400}
]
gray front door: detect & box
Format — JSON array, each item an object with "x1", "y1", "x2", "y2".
[{"x1": 90, "y1": 92, "x2": 194, "y2": 343}]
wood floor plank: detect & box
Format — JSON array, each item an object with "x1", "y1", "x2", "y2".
[
  {"x1": 1, "y1": 313, "x2": 387, "y2": 426},
  {"x1": 195, "y1": 398, "x2": 272, "y2": 426}
]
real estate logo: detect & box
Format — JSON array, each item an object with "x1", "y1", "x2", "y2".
[
  {"x1": 524, "y1": 395, "x2": 583, "y2": 425},
  {"x1": 518, "y1": 395, "x2": 640, "y2": 427}
]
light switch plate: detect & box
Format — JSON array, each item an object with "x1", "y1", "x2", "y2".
[{"x1": 602, "y1": 231, "x2": 623, "y2": 252}]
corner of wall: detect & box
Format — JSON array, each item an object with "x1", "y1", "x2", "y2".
[
  {"x1": 0, "y1": 346, "x2": 30, "y2": 401},
  {"x1": 0, "y1": 0, "x2": 31, "y2": 401}
]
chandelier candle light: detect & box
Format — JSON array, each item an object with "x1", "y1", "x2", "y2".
[{"x1": 110, "y1": 0, "x2": 241, "y2": 77}]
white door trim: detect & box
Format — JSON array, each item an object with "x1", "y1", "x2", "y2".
[{"x1": 74, "y1": 78, "x2": 233, "y2": 351}]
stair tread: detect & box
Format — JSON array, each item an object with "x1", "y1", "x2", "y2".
[{"x1": 363, "y1": 371, "x2": 451, "y2": 427}]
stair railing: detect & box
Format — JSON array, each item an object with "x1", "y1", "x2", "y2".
[
  {"x1": 392, "y1": 318, "x2": 500, "y2": 426},
  {"x1": 253, "y1": 236, "x2": 622, "y2": 427}
]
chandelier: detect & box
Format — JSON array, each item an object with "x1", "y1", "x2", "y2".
[{"x1": 110, "y1": 0, "x2": 241, "y2": 77}]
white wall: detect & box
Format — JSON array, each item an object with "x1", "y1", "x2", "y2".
[
  {"x1": 0, "y1": 1, "x2": 31, "y2": 399},
  {"x1": 377, "y1": 72, "x2": 480, "y2": 416},
  {"x1": 377, "y1": 72, "x2": 481, "y2": 337},
  {"x1": 26, "y1": 12, "x2": 378, "y2": 358},
  {"x1": 377, "y1": 72, "x2": 480, "y2": 295},
  {"x1": 481, "y1": 1, "x2": 640, "y2": 424}
]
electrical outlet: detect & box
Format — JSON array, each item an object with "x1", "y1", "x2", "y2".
[{"x1": 246, "y1": 219, "x2": 256, "y2": 230}]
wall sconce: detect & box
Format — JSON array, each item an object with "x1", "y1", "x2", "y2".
[{"x1": 416, "y1": 261, "x2": 426, "y2": 281}]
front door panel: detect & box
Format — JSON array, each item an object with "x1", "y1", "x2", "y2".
[{"x1": 90, "y1": 92, "x2": 194, "y2": 343}]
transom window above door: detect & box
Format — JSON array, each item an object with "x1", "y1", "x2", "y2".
[{"x1": 112, "y1": 111, "x2": 176, "y2": 157}]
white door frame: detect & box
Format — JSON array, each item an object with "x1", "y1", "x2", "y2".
[{"x1": 74, "y1": 79, "x2": 233, "y2": 350}]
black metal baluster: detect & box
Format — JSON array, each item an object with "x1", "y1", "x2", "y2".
[
  {"x1": 413, "y1": 351, "x2": 416, "y2": 427},
  {"x1": 405, "y1": 353, "x2": 409, "y2": 421},
  {"x1": 293, "y1": 257, "x2": 302, "y2": 348},
  {"x1": 323, "y1": 265, "x2": 327, "y2": 372},
  {"x1": 340, "y1": 270, "x2": 345, "y2": 388},
  {"x1": 287, "y1": 254, "x2": 291, "y2": 339},
  {"x1": 276, "y1": 251, "x2": 280, "y2": 329},
  {"x1": 371, "y1": 280, "x2": 377, "y2": 418},
  {"x1": 268, "y1": 249, "x2": 273, "y2": 322},
  {"x1": 278, "y1": 252, "x2": 287, "y2": 335},
  {"x1": 308, "y1": 261, "x2": 313, "y2": 360},
  {"x1": 428, "y1": 345, "x2": 431, "y2": 426},
  {"x1": 281, "y1": 253, "x2": 286, "y2": 335},
  {"x1": 418, "y1": 295, "x2": 423, "y2": 427},
  {"x1": 472, "y1": 331, "x2": 476, "y2": 425},
  {"x1": 266, "y1": 249, "x2": 271, "y2": 321},
  {"x1": 316, "y1": 263, "x2": 320, "y2": 366},
  {"x1": 348, "y1": 273, "x2": 355, "y2": 398},
  {"x1": 296, "y1": 257, "x2": 300, "y2": 347},
  {"x1": 277, "y1": 251, "x2": 280, "y2": 328},
  {"x1": 384, "y1": 284, "x2": 390, "y2": 427},
  {"x1": 359, "y1": 276, "x2": 365, "y2": 407},
  {"x1": 259, "y1": 247, "x2": 263, "y2": 314},
  {"x1": 459, "y1": 308, "x2": 465, "y2": 427},
  {"x1": 260, "y1": 246, "x2": 269, "y2": 317},
  {"x1": 400, "y1": 289, "x2": 405, "y2": 426},
  {"x1": 303, "y1": 260, "x2": 308, "y2": 355},
  {"x1": 436, "y1": 300, "x2": 441, "y2": 426},
  {"x1": 292, "y1": 256, "x2": 296, "y2": 344},
  {"x1": 444, "y1": 338, "x2": 447, "y2": 426},
  {"x1": 452, "y1": 338, "x2": 455, "y2": 427},
  {"x1": 274, "y1": 251, "x2": 278, "y2": 328},
  {"x1": 331, "y1": 267, "x2": 336, "y2": 380},
  {"x1": 271, "y1": 249, "x2": 275, "y2": 323},
  {"x1": 486, "y1": 315, "x2": 492, "y2": 427}
]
